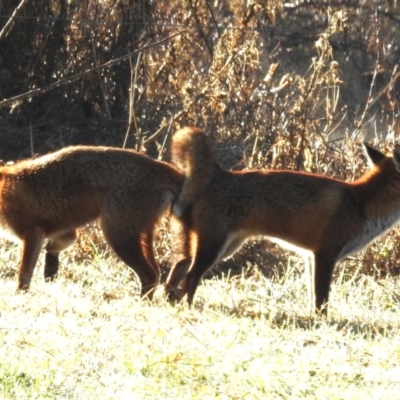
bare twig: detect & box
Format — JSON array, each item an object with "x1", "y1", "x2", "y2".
[
  {"x1": 0, "y1": 0, "x2": 26, "y2": 42},
  {"x1": 91, "y1": 31, "x2": 112, "y2": 120},
  {"x1": 0, "y1": 30, "x2": 185, "y2": 109},
  {"x1": 21, "y1": 18, "x2": 56, "y2": 93},
  {"x1": 123, "y1": 52, "x2": 142, "y2": 150},
  {"x1": 29, "y1": 124, "x2": 34, "y2": 156},
  {"x1": 143, "y1": 110, "x2": 184, "y2": 145}
]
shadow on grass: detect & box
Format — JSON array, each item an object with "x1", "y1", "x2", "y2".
[{"x1": 183, "y1": 296, "x2": 399, "y2": 338}]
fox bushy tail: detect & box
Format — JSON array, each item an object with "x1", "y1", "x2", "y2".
[{"x1": 171, "y1": 127, "x2": 216, "y2": 216}]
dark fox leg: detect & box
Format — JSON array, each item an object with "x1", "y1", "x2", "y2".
[
  {"x1": 183, "y1": 237, "x2": 227, "y2": 305},
  {"x1": 314, "y1": 250, "x2": 338, "y2": 316},
  {"x1": 165, "y1": 217, "x2": 193, "y2": 301},
  {"x1": 101, "y1": 220, "x2": 159, "y2": 299},
  {"x1": 18, "y1": 227, "x2": 46, "y2": 290},
  {"x1": 165, "y1": 257, "x2": 192, "y2": 301},
  {"x1": 44, "y1": 230, "x2": 77, "y2": 281},
  {"x1": 140, "y1": 229, "x2": 161, "y2": 296}
]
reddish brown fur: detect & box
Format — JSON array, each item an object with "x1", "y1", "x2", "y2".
[
  {"x1": 166, "y1": 127, "x2": 400, "y2": 315},
  {"x1": 0, "y1": 145, "x2": 184, "y2": 297},
  {"x1": 171, "y1": 127, "x2": 216, "y2": 216}
]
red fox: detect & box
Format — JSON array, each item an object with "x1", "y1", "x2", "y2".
[
  {"x1": 166, "y1": 127, "x2": 400, "y2": 314},
  {"x1": 0, "y1": 145, "x2": 185, "y2": 297}
]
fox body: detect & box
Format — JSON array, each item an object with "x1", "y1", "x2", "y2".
[
  {"x1": 0, "y1": 145, "x2": 183, "y2": 296},
  {"x1": 166, "y1": 127, "x2": 400, "y2": 314}
]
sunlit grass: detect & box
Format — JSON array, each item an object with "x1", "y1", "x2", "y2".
[{"x1": 0, "y1": 240, "x2": 399, "y2": 399}]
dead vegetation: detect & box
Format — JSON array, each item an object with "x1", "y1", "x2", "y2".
[{"x1": 1, "y1": 0, "x2": 400, "y2": 279}]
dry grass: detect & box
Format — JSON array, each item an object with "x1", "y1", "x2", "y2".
[
  {"x1": 0, "y1": 237, "x2": 399, "y2": 399},
  {"x1": 1, "y1": 3, "x2": 400, "y2": 398}
]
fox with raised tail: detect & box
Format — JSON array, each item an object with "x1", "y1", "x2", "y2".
[
  {"x1": 166, "y1": 127, "x2": 400, "y2": 314},
  {"x1": 0, "y1": 145, "x2": 186, "y2": 297}
]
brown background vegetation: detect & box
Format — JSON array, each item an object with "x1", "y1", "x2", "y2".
[{"x1": 1, "y1": 0, "x2": 400, "y2": 279}]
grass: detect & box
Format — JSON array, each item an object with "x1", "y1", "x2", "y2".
[{"x1": 0, "y1": 241, "x2": 400, "y2": 399}]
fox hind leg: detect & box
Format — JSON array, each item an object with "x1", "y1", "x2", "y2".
[
  {"x1": 183, "y1": 237, "x2": 227, "y2": 305},
  {"x1": 165, "y1": 218, "x2": 193, "y2": 301},
  {"x1": 18, "y1": 227, "x2": 46, "y2": 290},
  {"x1": 44, "y1": 230, "x2": 77, "y2": 281},
  {"x1": 165, "y1": 257, "x2": 192, "y2": 301},
  {"x1": 139, "y1": 229, "x2": 161, "y2": 297},
  {"x1": 101, "y1": 220, "x2": 160, "y2": 299},
  {"x1": 314, "y1": 250, "x2": 337, "y2": 316}
]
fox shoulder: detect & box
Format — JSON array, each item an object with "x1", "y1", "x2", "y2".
[{"x1": 171, "y1": 127, "x2": 217, "y2": 216}]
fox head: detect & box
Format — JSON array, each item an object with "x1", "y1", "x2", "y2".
[{"x1": 364, "y1": 142, "x2": 400, "y2": 172}]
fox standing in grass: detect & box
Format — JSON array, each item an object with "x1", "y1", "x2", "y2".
[
  {"x1": 0, "y1": 145, "x2": 185, "y2": 297},
  {"x1": 166, "y1": 127, "x2": 400, "y2": 314}
]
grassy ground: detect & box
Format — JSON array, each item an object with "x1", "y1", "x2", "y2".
[{"x1": 0, "y1": 241, "x2": 399, "y2": 400}]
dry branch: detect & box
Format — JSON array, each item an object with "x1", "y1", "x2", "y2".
[{"x1": 0, "y1": 30, "x2": 185, "y2": 109}]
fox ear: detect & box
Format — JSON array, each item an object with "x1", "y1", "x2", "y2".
[
  {"x1": 393, "y1": 144, "x2": 400, "y2": 172},
  {"x1": 363, "y1": 143, "x2": 386, "y2": 165}
]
